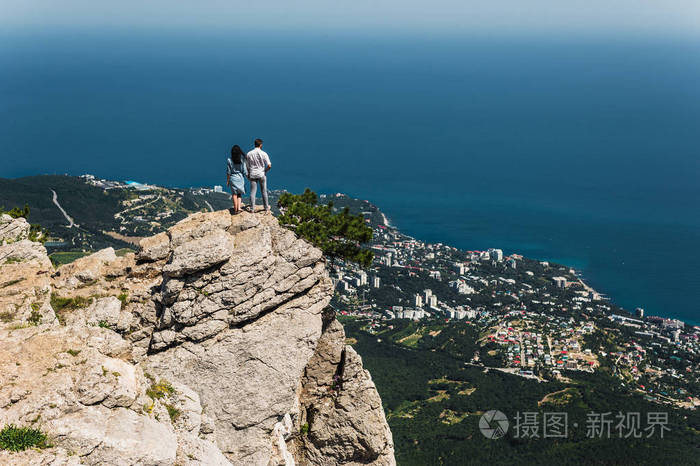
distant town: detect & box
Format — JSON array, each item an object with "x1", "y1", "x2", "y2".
[{"x1": 328, "y1": 195, "x2": 699, "y2": 410}]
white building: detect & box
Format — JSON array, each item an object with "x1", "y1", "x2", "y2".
[
  {"x1": 415, "y1": 294, "x2": 423, "y2": 308},
  {"x1": 372, "y1": 276, "x2": 380, "y2": 288},
  {"x1": 214, "y1": 185, "x2": 223, "y2": 193},
  {"x1": 446, "y1": 309, "x2": 468, "y2": 320},
  {"x1": 424, "y1": 289, "x2": 432, "y2": 303},
  {"x1": 553, "y1": 277, "x2": 567, "y2": 288},
  {"x1": 396, "y1": 309, "x2": 429, "y2": 321},
  {"x1": 454, "y1": 263, "x2": 466, "y2": 275},
  {"x1": 449, "y1": 280, "x2": 474, "y2": 295},
  {"x1": 429, "y1": 270, "x2": 441, "y2": 280},
  {"x1": 428, "y1": 295, "x2": 438, "y2": 308},
  {"x1": 488, "y1": 248, "x2": 504, "y2": 262},
  {"x1": 358, "y1": 270, "x2": 368, "y2": 286},
  {"x1": 662, "y1": 318, "x2": 684, "y2": 330}
]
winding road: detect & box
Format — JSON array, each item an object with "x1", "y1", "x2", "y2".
[
  {"x1": 114, "y1": 195, "x2": 162, "y2": 220},
  {"x1": 51, "y1": 189, "x2": 76, "y2": 228}
]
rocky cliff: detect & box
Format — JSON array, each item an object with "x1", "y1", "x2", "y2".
[{"x1": 0, "y1": 211, "x2": 395, "y2": 465}]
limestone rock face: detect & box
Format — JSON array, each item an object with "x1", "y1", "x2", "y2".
[
  {"x1": 0, "y1": 210, "x2": 395, "y2": 465},
  {"x1": 0, "y1": 239, "x2": 50, "y2": 267},
  {"x1": 0, "y1": 214, "x2": 30, "y2": 244},
  {"x1": 299, "y1": 319, "x2": 395, "y2": 465}
]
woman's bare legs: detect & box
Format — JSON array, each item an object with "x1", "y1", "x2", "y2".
[{"x1": 234, "y1": 194, "x2": 242, "y2": 213}]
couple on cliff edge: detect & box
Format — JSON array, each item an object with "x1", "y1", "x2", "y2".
[{"x1": 226, "y1": 138, "x2": 272, "y2": 215}]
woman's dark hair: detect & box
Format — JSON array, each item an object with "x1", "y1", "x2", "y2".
[{"x1": 230, "y1": 145, "x2": 244, "y2": 164}]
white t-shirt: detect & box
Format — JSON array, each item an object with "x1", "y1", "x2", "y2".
[{"x1": 246, "y1": 148, "x2": 271, "y2": 179}]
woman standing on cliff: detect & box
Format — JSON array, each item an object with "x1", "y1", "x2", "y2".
[{"x1": 227, "y1": 145, "x2": 247, "y2": 214}]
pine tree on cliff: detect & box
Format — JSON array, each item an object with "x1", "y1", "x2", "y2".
[{"x1": 277, "y1": 189, "x2": 374, "y2": 268}]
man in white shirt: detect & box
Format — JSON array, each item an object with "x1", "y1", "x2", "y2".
[{"x1": 246, "y1": 138, "x2": 272, "y2": 213}]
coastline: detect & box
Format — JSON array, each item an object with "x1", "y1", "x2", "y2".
[{"x1": 361, "y1": 198, "x2": 698, "y2": 327}]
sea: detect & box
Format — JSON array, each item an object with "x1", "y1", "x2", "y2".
[{"x1": 1, "y1": 30, "x2": 698, "y2": 324}]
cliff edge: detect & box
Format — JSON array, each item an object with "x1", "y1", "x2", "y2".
[{"x1": 0, "y1": 211, "x2": 395, "y2": 465}]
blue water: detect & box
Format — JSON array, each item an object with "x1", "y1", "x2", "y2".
[{"x1": 1, "y1": 31, "x2": 699, "y2": 323}]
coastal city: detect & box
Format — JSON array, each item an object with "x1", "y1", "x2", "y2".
[{"x1": 327, "y1": 194, "x2": 700, "y2": 410}]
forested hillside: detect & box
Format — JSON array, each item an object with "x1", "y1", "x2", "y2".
[{"x1": 343, "y1": 318, "x2": 700, "y2": 465}]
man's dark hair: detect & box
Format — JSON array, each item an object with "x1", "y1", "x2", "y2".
[{"x1": 254, "y1": 138, "x2": 263, "y2": 148}]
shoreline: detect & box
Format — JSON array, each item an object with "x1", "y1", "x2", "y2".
[{"x1": 358, "y1": 197, "x2": 698, "y2": 327}]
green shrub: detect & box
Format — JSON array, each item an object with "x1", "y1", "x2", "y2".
[
  {"x1": 0, "y1": 312, "x2": 13, "y2": 323},
  {"x1": 1, "y1": 204, "x2": 30, "y2": 219},
  {"x1": 50, "y1": 294, "x2": 93, "y2": 325},
  {"x1": 143, "y1": 402, "x2": 154, "y2": 414},
  {"x1": 28, "y1": 309, "x2": 41, "y2": 326},
  {"x1": 0, "y1": 424, "x2": 49, "y2": 452},
  {"x1": 117, "y1": 292, "x2": 128, "y2": 309},
  {"x1": 50, "y1": 294, "x2": 92, "y2": 311},
  {"x1": 28, "y1": 224, "x2": 48, "y2": 244},
  {"x1": 146, "y1": 380, "x2": 175, "y2": 400},
  {"x1": 300, "y1": 423, "x2": 310, "y2": 435},
  {"x1": 165, "y1": 404, "x2": 181, "y2": 422}
]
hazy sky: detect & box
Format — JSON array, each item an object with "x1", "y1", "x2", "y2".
[{"x1": 2, "y1": 0, "x2": 700, "y2": 36}]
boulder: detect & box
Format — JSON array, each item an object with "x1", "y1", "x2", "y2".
[
  {"x1": 48, "y1": 407, "x2": 178, "y2": 465},
  {"x1": 55, "y1": 248, "x2": 118, "y2": 288},
  {"x1": 0, "y1": 239, "x2": 49, "y2": 266},
  {"x1": 163, "y1": 228, "x2": 234, "y2": 277},
  {"x1": 137, "y1": 231, "x2": 170, "y2": 262},
  {"x1": 0, "y1": 214, "x2": 30, "y2": 244}
]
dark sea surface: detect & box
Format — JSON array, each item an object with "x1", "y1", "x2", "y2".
[{"x1": 1, "y1": 31, "x2": 698, "y2": 323}]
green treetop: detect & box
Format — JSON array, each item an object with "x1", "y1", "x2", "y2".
[
  {"x1": 277, "y1": 189, "x2": 374, "y2": 268},
  {"x1": 1, "y1": 204, "x2": 30, "y2": 219}
]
